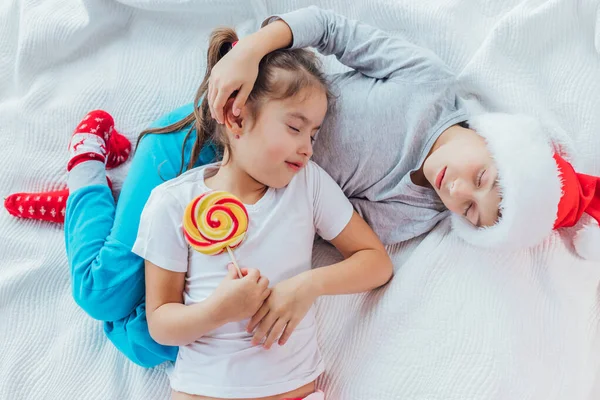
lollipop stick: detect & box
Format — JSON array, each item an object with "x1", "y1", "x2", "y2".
[{"x1": 226, "y1": 246, "x2": 243, "y2": 279}]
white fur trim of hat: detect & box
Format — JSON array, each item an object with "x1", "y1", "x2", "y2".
[{"x1": 450, "y1": 113, "x2": 563, "y2": 250}]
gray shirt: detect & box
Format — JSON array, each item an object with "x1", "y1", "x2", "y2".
[{"x1": 266, "y1": 7, "x2": 468, "y2": 244}]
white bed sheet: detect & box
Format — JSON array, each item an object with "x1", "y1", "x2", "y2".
[{"x1": 1, "y1": 0, "x2": 599, "y2": 399}]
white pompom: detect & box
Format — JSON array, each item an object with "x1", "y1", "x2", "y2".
[{"x1": 573, "y1": 222, "x2": 600, "y2": 262}]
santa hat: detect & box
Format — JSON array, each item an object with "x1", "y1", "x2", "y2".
[{"x1": 451, "y1": 113, "x2": 600, "y2": 261}]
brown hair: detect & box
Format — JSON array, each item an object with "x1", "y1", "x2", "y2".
[{"x1": 137, "y1": 27, "x2": 333, "y2": 176}]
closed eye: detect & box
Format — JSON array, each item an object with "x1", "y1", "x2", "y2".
[
  {"x1": 287, "y1": 125, "x2": 300, "y2": 133},
  {"x1": 463, "y1": 202, "x2": 480, "y2": 226},
  {"x1": 463, "y1": 202, "x2": 472, "y2": 217},
  {"x1": 477, "y1": 169, "x2": 486, "y2": 187}
]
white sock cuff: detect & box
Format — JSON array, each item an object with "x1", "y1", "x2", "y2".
[{"x1": 67, "y1": 160, "x2": 107, "y2": 192}]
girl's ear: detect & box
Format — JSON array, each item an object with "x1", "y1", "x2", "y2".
[{"x1": 223, "y1": 97, "x2": 245, "y2": 136}]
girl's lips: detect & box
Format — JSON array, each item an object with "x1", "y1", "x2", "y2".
[
  {"x1": 286, "y1": 161, "x2": 302, "y2": 172},
  {"x1": 436, "y1": 166, "x2": 447, "y2": 190}
]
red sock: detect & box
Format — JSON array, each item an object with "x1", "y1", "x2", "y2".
[
  {"x1": 4, "y1": 178, "x2": 112, "y2": 224},
  {"x1": 67, "y1": 110, "x2": 131, "y2": 171},
  {"x1": 106, "y1": 128, "x2": 131, "y2": 170}
]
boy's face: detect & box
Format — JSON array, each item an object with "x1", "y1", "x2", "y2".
[{"x1": 423, "y1": 127, "x2": 501, "y2": 227}]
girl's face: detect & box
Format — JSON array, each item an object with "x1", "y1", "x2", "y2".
[
  {"x1": 231, "y1": 86, "x2": 328, "y2": 189},
  {"x1": 423, "y1": 126, "x2": 501, "y2": 227}
]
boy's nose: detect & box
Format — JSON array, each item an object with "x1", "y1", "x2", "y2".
[{"x1": 449, "y1": 179, "x2": 471, "y2": 199}]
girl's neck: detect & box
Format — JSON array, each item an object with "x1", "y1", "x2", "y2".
[{"x1": 204, "y1": 158, "x2": 269, "y2": 205}]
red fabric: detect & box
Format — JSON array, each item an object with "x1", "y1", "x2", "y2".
[
  {"x1": 4, "y1": 188, "x2": 70, "y2": 223},
  {"x1": 4, "y1": 179, "x2": 112, "y2": 224},
  {"x1": 5, "y1": 110, "x2": 129, "y2": 224},
  {"x1": 106, "y1": 127, "x2": 132, "y2": 170},
  {"x1": 67, "y1": 110, "x2": 131, "y2": 171},
  {"x1": 553, "y1": 153, "x2": 600, "y2": 229},
  {"x1": 67, "y1": 152, "x2": 106, "y2": 171}
]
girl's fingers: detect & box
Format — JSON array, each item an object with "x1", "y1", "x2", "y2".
[
  {"x1": 261, "y1": 288, "x2": 271, "y2": 301},
  {"x1": 252, "y1": 312, "x2": 277, "y2": 345},
  {"x1": 247, "y1": 303, "x2": 269, "y2": 333},
  {"x1": 263, "y1": 318, "x2": 287, "y2": 350},
  {"x1": 278, "y1": 318, "x2": 299, "y2": 346},
  {"x1": 257, "y1": 275, "x2": 270, "y2": 290}
]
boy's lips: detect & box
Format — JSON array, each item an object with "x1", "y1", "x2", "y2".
[{"x1": 436, "y1": 166, "x2": 447, "y2": 190}]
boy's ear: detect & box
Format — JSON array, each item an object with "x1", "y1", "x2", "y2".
[{"x1": 223, "y1": 97, "x2": 244, "y2": 135}]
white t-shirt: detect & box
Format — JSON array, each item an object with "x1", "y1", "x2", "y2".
[{"x1": 132, "y1": 161, "x2": 353, "y2": 398}]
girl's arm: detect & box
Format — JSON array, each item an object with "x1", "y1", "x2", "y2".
[
  {"x1": 247, "y1": 212, "x2": 393, "y2": 349},
  {"x1": 145, "y1": 260, "x2": 226, "y2": 346},
  {"x1": 146, "y1": 261, "x2": 271, "y2": 346},
  {"x1": 209, "y1": 6, "x2": 453, "y2": 122},
  {"x1": 308, "y1": 211, "x2": 393, "y2": 296}
]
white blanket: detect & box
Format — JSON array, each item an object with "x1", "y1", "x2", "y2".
[{"x1": 1, "y1": 0, "x2": 599, "y2": 399}]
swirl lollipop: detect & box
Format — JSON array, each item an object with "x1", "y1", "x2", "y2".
[{"x1": 183, "y1": 191, "x2": 249, "y2": 278}]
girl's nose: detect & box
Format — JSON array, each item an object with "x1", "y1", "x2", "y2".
[{"x1": 300, "y1": 137, "x2": 313, "y2": 158}]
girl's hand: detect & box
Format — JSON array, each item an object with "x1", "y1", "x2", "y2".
[
  {"x1": 211, "y1": 264, "x2": 271, "y2": 324},
  {"x1": 247, "y1": 272, "x2": 319, "y2": 349},
  {"x1": 208, "y1": 41, "x2": 261, "y2": 124}
]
